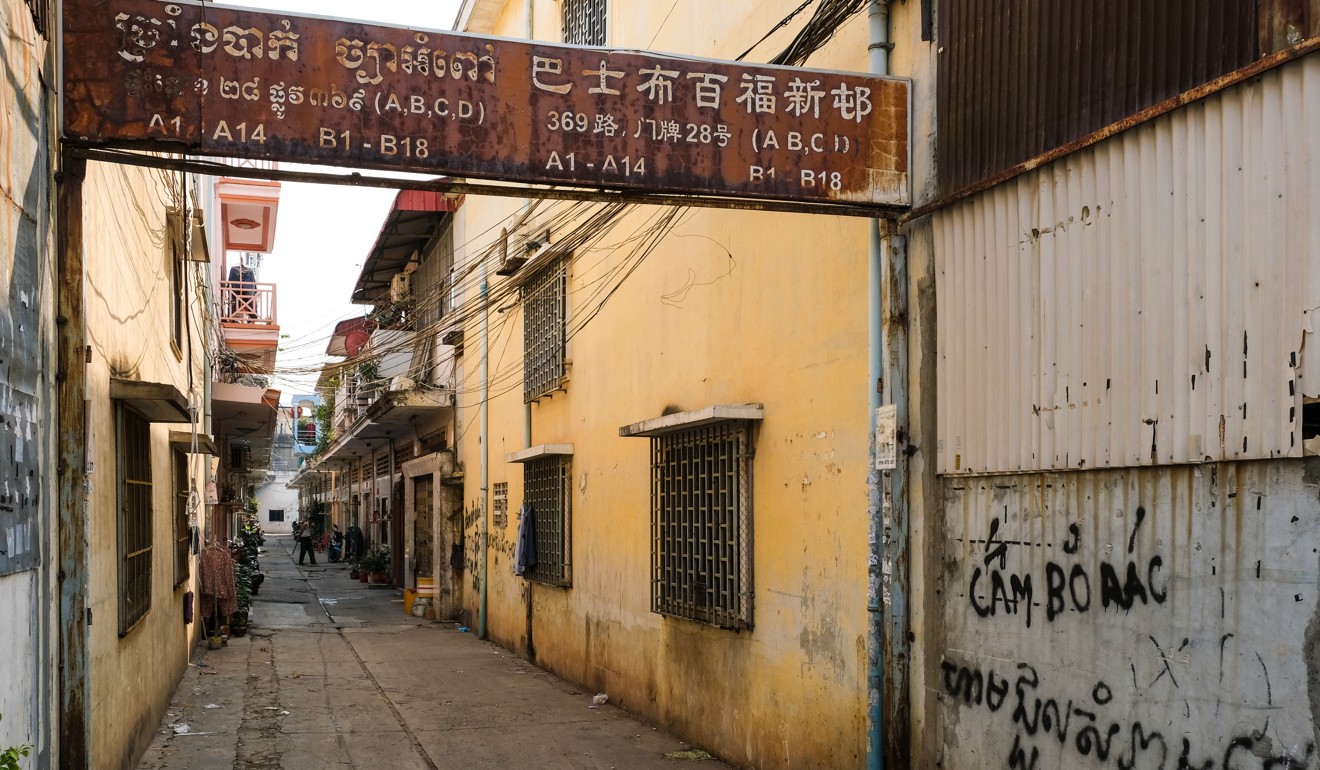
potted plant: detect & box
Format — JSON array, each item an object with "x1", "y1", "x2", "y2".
[
  {"x1": 0, "y1": 712, "x2": 32, "y2": 770},
  {"x1": 232, "y1": 560, "x2": 254, "y2": 637},
  {"x1": 360, "y1": 544, "x2": 391, "y2": 585}
]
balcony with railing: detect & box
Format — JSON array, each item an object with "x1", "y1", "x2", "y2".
[{"x1": 219, "y1": 280, "x2": 280, "y2": 373}]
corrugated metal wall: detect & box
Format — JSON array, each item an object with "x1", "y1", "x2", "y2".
[
  {"x1": 934, "y1": 52, "x2": 1320, "y2": 475},
  {"x1": 933, "y1": 0, "x2": 1320, "y2": 195},
  {"x1": 934, "y1": 460, "x2": 1320, "y2": 769}
]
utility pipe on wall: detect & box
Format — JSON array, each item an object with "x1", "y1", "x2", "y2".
[
  {"x1": 867, "y1": 1, "x2": 909, "y2": 768},
  {"x1": 478, "y1": 272, "x2": 490, "y2": 640},
  {"x1": 56, "y1": 153, "x2": 91, "y2": 770},
  {"x1": 524, "y1": 0, "x2": 535, "y2": 453}
]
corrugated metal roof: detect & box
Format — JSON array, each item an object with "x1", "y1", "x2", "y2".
[
  {"x1": 935, "y1": 0, "x2": 1265, "y2": 195},
  {"x1": 934, "y1": 52, "x2": 1320, "y2": 475},
  {"x1": 352, "y1": 190, "x2": 457, "y2": 304}
]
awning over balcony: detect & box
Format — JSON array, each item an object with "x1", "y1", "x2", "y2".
[
  {"x1": 300, "y1": 386, "x2": 454, "y2": 474},
  {"x1": 351, "y1": 190, "x2": 457, "y2": 304},
  {"x1": 212, "y1": 382, "x2": 282, "y2": 448},
  {"x1": 364, "y1": 387, "x2": 455, "y2": 425},
  {"x1": 215, "y1": 178, "x2": 281, "y2": 253}
]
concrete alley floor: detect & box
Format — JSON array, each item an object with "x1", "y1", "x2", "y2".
[{"x1": 137, "y1": 534, "x2": 729, "y2": 770}]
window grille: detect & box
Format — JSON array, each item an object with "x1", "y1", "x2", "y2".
[
  {"x1": 413, "y1": 224, "x2": 455, "y2": 337},
  {"x1": 24, "y1": 0, "x2": 48, "y2": 38},
  {"x1": 562, "y1": 0, "x2": 607, "y2": 46},
  {"x1": 119, "y1": 408, "x2": 154, "y2": 634},
  {"x1": 524, "y1": 456, "x2": 571, "y2": 586},
  {"x1": 493, "y1": 482, "x2": 509, "y2": 528},
  {"x1": 173, "y1": 451, "x2": 190, "y2": 588},
  {"x1": 522, "y1": 258, "x2": 567, "y2": 402},
  {"x1": 651, "y1": 421, "x2": 753, "y2": 629},
  {"x1": 269, "y1": 509, "x2": 285, "y2": 523}
]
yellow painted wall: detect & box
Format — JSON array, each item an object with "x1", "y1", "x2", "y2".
[
  {"x1": 453, "y1": 3, "x2": 903, "y2": 766},
  {"x1": 82, "y1": 161, "x2": 210, "y2": 768}
]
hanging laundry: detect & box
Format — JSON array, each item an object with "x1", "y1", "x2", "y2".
[{"x1": 198, "y1": 543, "x2": 237, "y2": 618}]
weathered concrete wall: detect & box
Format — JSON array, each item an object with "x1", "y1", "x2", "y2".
[
  {"x1": 0, "y1": 0, "x2": 56, "y2": 762},
  {"x1": 256, "y1": 474, "x2": 299, "y2": 531},
  {"x1": 933, "y1": 459, "x2": 1320, "y2": 769},
  {"x1": 82, "y1": 161, "x2": 210, "y2": 768},
  {"x1": 448, "y1": 4, "x2": 891, "y2": 767}
]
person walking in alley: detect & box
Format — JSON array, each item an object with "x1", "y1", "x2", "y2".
[{"x1": 297, "y1": 520, "x2": 317, "y2": 565}]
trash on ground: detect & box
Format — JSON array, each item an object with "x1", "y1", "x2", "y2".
[
  {"x1": 203, "y1": 704, "x2": 220, "y2": 709},
  {"x1": 172, "y1": 724, "x2": 191, "y2": 735},
  {"x1": 592, "y1": 693, "x2": 608, "y2": 705},
  {"x1": 665, "y1": 749, "x2": 713, "y2": 761},
  {"x1": 457, "y1": 626, "x2": 470, "y2": 632}
]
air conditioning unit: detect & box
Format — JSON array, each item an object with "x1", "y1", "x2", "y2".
[{"x1": 390, "y1": 273, "x2": 412, "y2": 303}]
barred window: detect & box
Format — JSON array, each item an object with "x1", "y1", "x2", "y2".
[
  {"x1": 562, "y1": 0, "x2": 607, "y2": 46},
  {"x1": 173, "y1": 451, "x2": 190, "y2": 588},
  {"x1": 652, "y1": 422, "x2": 753, "y2": 630},
  {"x1": 524, "y1": 456, "x2": 571, "y2": 586},
  {"x1": 269, "y1": 509, "x2": 285, "y2": 523},
  {"x1": 119, "y1": 407, "x2": 154, "y2": 635},
  {"x1": 522, "y1": 258, "x2": 567, "y2": 402},
  {"x1": 493, "y1": 482, "x2": 508, "y2": 528},
  {"x1": 414, "y1": 224, "x2": 455, "y2": 336}
]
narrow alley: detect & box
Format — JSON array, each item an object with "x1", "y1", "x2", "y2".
[{"x1": 135, "y1": 535, "x2": 728, "y2": 770}]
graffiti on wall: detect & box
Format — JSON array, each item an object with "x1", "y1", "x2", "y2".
[
  {"x1": 967, "y1": 509, "x2": 1168, "y2": 629},
  {"x1": 942, "y1": 467, "x2": 1320, "y2": 770},
  {"x1": 939, "y1": 653, "x2": 1313, "y2": 769},
  {"x1": 0, "y1": 102, "x2": 49, "y2": 577}
]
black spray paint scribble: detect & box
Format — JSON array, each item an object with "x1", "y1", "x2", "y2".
[
  {"x1": 967, "y1": 512, "x2": 1167, "y2": 628},
  {"x1": 940, "y1": 656, "x2": 1315, "y2": 770}
]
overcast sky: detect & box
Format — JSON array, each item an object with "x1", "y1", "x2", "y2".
[{"x1": 216, "y1": 0, "x2": 463, "y2": 399}]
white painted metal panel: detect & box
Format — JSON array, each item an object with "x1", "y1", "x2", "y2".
[
  {"x1": 936, "y1": 461, "x2": 1320, "y2": 769},
  {"x1": 935, "y1": 54, "x2": 1320, "y2": 475}
]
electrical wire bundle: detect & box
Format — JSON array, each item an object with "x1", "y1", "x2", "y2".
[{"x1": 260, "y1": 0, "x2": 874, "y2": 412}]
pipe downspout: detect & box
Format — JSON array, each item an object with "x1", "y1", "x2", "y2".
[
  {"x1": 478, "y1": 271, "x2": 490, "y2": 640},
  {"x1": 56, "y1": 153, "x2": 91, "y2": 770},
  {"x1": 524, "y1": 0, "x2": 535, "y2": 453},
  {"x1": 866, "y1": 2, "x2": 894, "y2": 769}
]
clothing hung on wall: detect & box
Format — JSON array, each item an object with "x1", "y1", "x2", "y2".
[
  {"x1": 198, "y1": 543, "x2": 237, "y2": 618},
  {"x1": 514, "y1": 502, "x2": 537, "y2": 577}
]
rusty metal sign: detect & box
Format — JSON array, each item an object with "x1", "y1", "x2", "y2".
[{"x1": 63, "y1": 0, "x2": 909, "y2": 209}]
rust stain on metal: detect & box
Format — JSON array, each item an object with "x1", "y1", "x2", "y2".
[
  {"x1": 908, "y1": 34, "x2": 1320, "y2": 224},
  {"x1": 62, "y1": 0, "x2": 909, "y2": 210}
]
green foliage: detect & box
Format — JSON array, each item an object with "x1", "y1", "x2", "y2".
[
  {"x1": 359, "y1": 544, "x2": 391, "y2": 574},
  {"x1": 234, "y1": 560, "x2": 255, "y2": 615},
  {"x1": 356, "y1": 356, "x2": 381, "y2": 387},
  {"x1": 0, "y1": 713, "x2": 31, "y2": 770},
  {"x1": 312, "y1": 393, "x2": 336, "y2": 456}
]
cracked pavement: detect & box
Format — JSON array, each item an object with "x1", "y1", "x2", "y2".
[{"x1": 136, "y1": 535, "x2": 728, "y2": 769}]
